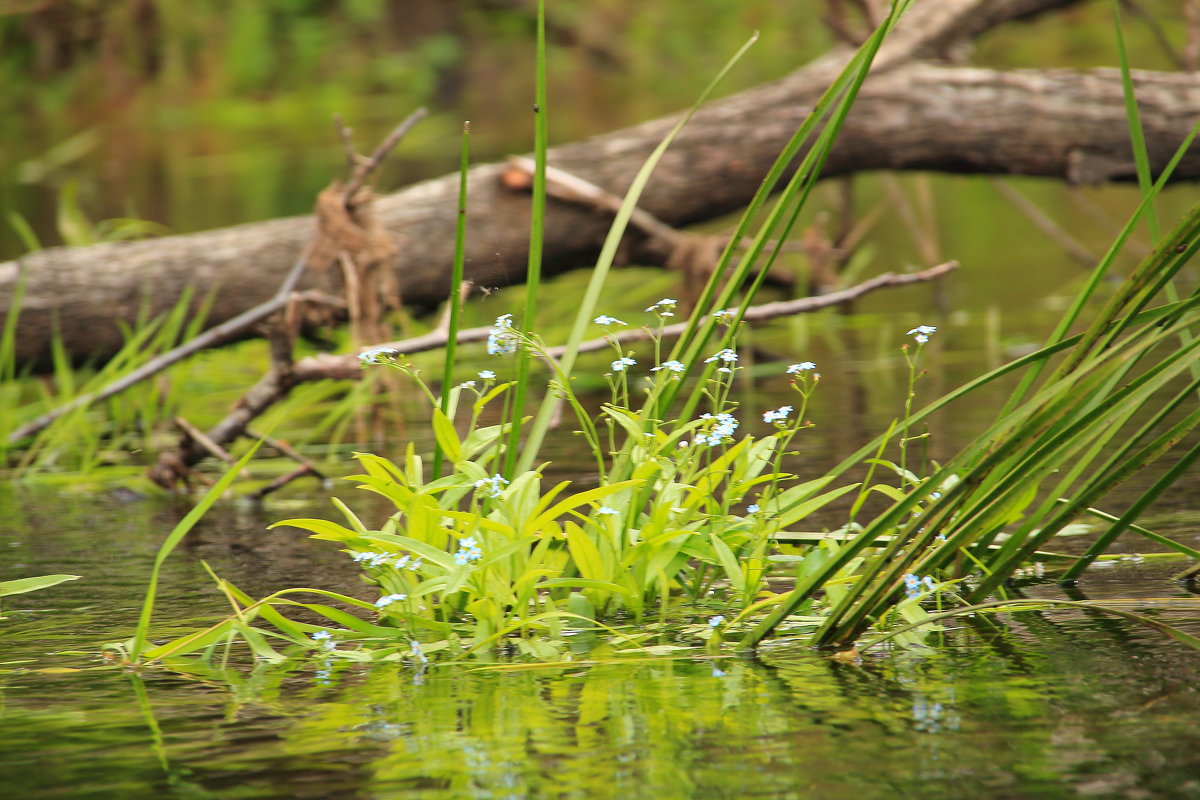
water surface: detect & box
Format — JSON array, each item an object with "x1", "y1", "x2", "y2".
[{"x1": 3, "y1": 490, "x2": 1200, "y2": 799}]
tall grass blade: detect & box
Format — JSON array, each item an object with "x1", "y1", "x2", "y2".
[
  {"x1": 514, "y1": 31, "x2": 760, "y2": 474},
  {"x1": 1001, "y1": 119, "x2": 1200, "y2": 413},
  {"x1": 129, "y1": 439, "x2": 264, "y2": 662},
  {"x1": 664, "y1": 0, "x2": 913, "y2": 422},
  {"x1": 504, "y1": 0, "x2": 550, "y2": 477},
  {"x1": 1112, "y1": 0, "x2": 1158, "y2": 243},
  {"x1": 433, "y1": 121, "x2": 472, "y2": 480}
]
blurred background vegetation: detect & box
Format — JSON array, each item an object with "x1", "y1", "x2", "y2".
[
  {"x1": 0, "y1": 0, "x2": 1194, "y2": 485},
  {"x1": 0, "y1": 0, "x2": 1185, "y2": 258}
]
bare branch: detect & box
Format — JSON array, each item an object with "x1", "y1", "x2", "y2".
[{"x1": 342, "y1": 108, "x2": 429, "y2": 205}]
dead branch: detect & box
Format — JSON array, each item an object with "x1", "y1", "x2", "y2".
[
  {"x1": 342, "y1": 108, "x2": 429, "y2": 205},
  {"x1": 155, "y1": 260, "x2": 957, "y2": 487}
]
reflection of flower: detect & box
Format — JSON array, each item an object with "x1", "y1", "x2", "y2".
[
  {"x1": 708, "y1": 615, "x2": 726, "y2": 628},
  {"x1": 312, "y1": 630, "x2": 336, "y2": 651}
]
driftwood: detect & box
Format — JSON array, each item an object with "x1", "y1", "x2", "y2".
[
  {"x1": 148, "y1": 260, "x2": 958, "y2": 488},
  {"x1": 5, "y1": 0, "x2": 1200, "y2": 368}
]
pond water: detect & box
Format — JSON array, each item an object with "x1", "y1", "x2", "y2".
[
  {"x1": 3, "y1": 475, "x2": 1200, "y2": 799},
  {"x1": 5, "y1": 6, "x2": 1200, "y2": 796}
]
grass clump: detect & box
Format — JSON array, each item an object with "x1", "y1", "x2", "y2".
[{"x1": 112, "y1": 1, "x2": 1200, "y2": 667}]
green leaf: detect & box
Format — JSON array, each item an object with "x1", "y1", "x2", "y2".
[
  {"x1": 708, "y1": 533, "x2": 745, "y2": 595},
  {"x1": 777, "y1": 483, "x2": 860, "y2": 527},
  {"x1": 529, "y1": 480, "x2": 643, "y2": 533},
  {"x1": 131, "y1": 439, "x2": 264, "y2": 662},
  {"x1": 269, "y1": 518, "x2": 360, "y2": 542},
  {"x1": 431, "y1": 407, "x2": 463, "y2": 463},
  {"x1": 0, "y1": 574, "x2": 81, "y2": 598},
  {"x1": 565, "y1": 521, "x2": 610, "y2": 583}
]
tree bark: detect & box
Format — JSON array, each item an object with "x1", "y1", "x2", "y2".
[{"x1": 3, "y1": 0, "x2": 1197, "y2": 368}]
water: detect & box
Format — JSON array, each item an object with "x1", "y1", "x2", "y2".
[
  {"x1": 3, "y1": 490, "x2": 1200, "y2": 799},
  {"x1": 5, "y1": 7, "x2": 1200, "y2": 794}
]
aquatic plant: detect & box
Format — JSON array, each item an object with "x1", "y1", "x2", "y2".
[
  {"x1": 0, "y1": 574, "x2": 81, "y2": 621},
  {"x1": 112, "y1": 1, "x2": 1200, "y2": 666}
]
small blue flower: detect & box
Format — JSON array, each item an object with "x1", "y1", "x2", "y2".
[
  {"x1": 597, "y1": 506, "x2": 620, "y2": 516},
  {"x1": 454, "y1": 536, "x2": 483, "y2": 565},
  {"x1": 704, "y1": 348, "x2": 738, "y2": 365},
  {"x1": 762, "y1": 405, "x2": 793, "y2": 424},
  {"x1": 696, "y1": 411, "x2": 739, "y2": 446},
  {"x1": 712, "y1": 666, "x2": 727, "y2": 677},
  {"x1": 904, "y1": 573, "x2": 940, "y2": 598},
  {"x1": 787, "y1": 362, "x2": 816, "y2": 374},
  {"x1": 708, "y1": 615, "x2": 726, "y2": 628},
  {"x1": 459, "y1": 380, "x2": 476, "y2": 389},
  {"x1": 486, "y1": 313, "x2": 518, "y2": 355},
  {"x1": 393, "y1": 555, "x2": 411, "y2": 569},
  {"x1": 358, "y1": 347, "x2": 398, "y2": 365},
  {"x1": 652, "y1": 360, "x2": 686, "y2": 374},
  {"x1": 611, "y1": 356, "x2": 637, "y2": 372},
  {"x1": 645, "y1": 298, "x2": 678, "y2": 316},
  {"x1": 351, "y1": 551, "x2": 392, "y2": 568},
  {"x1": 747, "y1": 503, "x2": 760, "y2": 514},
  {"x1": 312, "y1": 630, "x2": 336, "y2": 651},
  {"x1": 474, "y1": 473, "x2": 510, "y2": 498},
  {"x1": 711, "y1": 308, "x2": 737, "y2": 324},
  {"x1": 907, "y1": 325, "x2": 937, "y2": 344},
  {"x1": 478, "y1": 370, "x2": 496, "y2": 380},
  {"x1": 594, "y1": 314, "x2": 626, "y2": 326},
  {"x1": 374, "y1": 593, "x2": 407, "y2": 609}
]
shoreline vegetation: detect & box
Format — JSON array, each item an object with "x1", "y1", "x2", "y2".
[
  {"x1": 2, "y1": 1, "x2": 1199, "y2": 667},
  {"x1": 101, "y1": 2, "x2": 1200, "y2": 667}
]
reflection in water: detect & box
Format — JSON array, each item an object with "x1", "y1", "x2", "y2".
[
  {"x1": 2, "y1": 379, "x2": 1200, "y2": 799},
  {"x1": 5, "y1": 626, "x2": 1200, "y2": 799}
]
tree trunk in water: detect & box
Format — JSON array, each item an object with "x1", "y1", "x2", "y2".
[{"x1": 3, "y1": 0, "x2": 1198, "y2": 368}]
